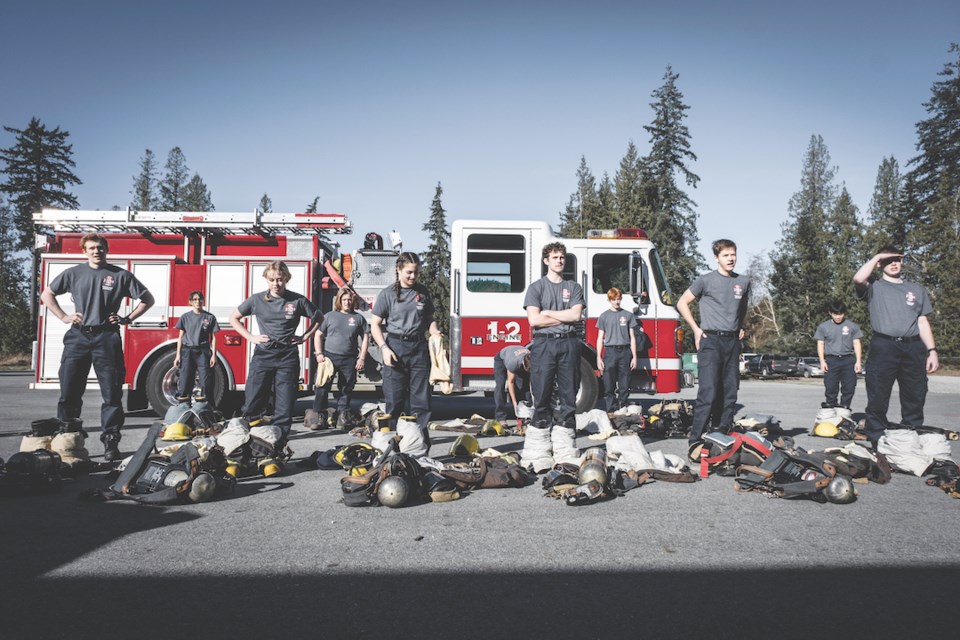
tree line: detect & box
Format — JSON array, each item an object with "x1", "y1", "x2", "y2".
[{"x1": 1, "y1": 46, "x2": 958, "y2": 362}]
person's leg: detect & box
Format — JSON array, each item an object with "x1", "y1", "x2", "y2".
[
  {"x1": 91, "y1": 331, "x2": 126, "y2": 460},
  {"x1": 178, "y1": 349, "x2": 198, "y2": 400},
  {"x1": 616, "y1": 348, "x2": 631, "y2": 409},
  {"x1": 530, "y1": 338, "x2": 555, "y2": 426},
  {"x1": 271, "y1": 349, "x2": 300, "y2": 436},
  {"x1": 332, "y1": 353, "x2": 358, "y2": 415},
  {"x1": 493, "y1": 353, "x2": 509, "y2": 421},
  {"x1": 602, "y1": 349, "x2": 618, "y2": 411},
  {"x1": 836, "y1": 357, "x2": 857, "y2": 409},
  {"x1": 58, "y1": 328, "x2": 92, "y2": 423},
  {"x1": 196, "y1": 347, "x2": 214, "y2": 400},
  {"x1": 243, "y1": 350, "x2": 273, "y2": 420},
  {"x1": 689, "y1": 337, "x2": 720, "y2": 444},
  {"x1": 554, "y1": 339, "x2": 579, "y2": 428},
  {"x1": 717, "y1": 337, "x2": 741, "y2": 431},
  {"x1": 896, "y1": 341, "x2": 928, "y2": 428},
  {"x1": 864, "y1": 340, "x2": 897, "y2": 444},
  {"x1": 823, "y1": 355, "x2": 841, "y2": 406}
]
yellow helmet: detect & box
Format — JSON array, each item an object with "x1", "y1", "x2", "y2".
[
  {"x1": 259, "y1": 459, "x2": 282, "y2": 477},
  {"x1": 163, "y1": 422, "x2": 193, "y2": 441},
  {"x1": 480, "y1": 419, "x2": 504, "y2": 436},
  {"x1": 449, "y1": 434, "x2": 479, "y2": 457},
  {"x1": 813, "y1": 421, "x2": 840, "y2": 438}
]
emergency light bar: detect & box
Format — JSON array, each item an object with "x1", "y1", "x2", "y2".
[{"x1": 586, "y1": 228, "x2": 648, "y2": 240}]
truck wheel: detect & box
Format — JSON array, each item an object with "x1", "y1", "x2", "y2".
[
  {"x1": 803, "y1": 369, "x2": 811, "y2": 378},
  {"x1": 761, "y1": 366, "x2": 770, "y2": 376},
  {"x1": 575, "y1": 357, "x2": 599, "y2": 414},
  {"x1": 146, "y1": 351, "x2": 227, "y2": 416}
]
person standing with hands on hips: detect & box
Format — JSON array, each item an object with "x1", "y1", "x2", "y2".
[
  {"x1": 370, "y1": 252, "x2": 441, "y2": 447},
  {"x1": 853, "y1": 246, "x2": 938, "y2": 446},
  {"x1": 814, "y1": 301, "x2": 862, "y2": 410},
  {"x1": 40, "y1": 233, "x2": 155, "y2": 462},
  {"x1": 307, "y1": 288, "x2": 369, "y2": 430},
  {"x1": 174, "y1": 290, "x2": 220, "y2": 406},
  {"x1": 596, "y1": 287, "x2": 638, "y2": 412},
  {"x1": 677, "y1": 239, "x2": 750, "y2": 449},
  {"x1": 228, "y1": 261, "x2": 321, "y2": 439}
]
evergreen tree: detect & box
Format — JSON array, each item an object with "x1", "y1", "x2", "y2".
[
  {"x1": 259, "y1": 193, "x2": 272, "y2": 213},
  {"x1": 559, "y1": 156, "x2": 601, "y2": 237},
  {"x1": 612, "y1": 141, "x2": 646, "y2": 229},
  {"x1": 0, "y1": 117, "x2": 81, "y2": 251},
  {"x1": 769, "y1": 135, "x2": 839, "y2": 353},
  {"x1": 305, "y1": 196, "x2": 320, "y2": 213},
  {"x1": 640, "y1": 66, "x2": 703, "y2": 297},
  {"x1": 130, "y1": 149, "x2": 158, "y2": 211},
  {"x1": 597, "y1": 173, "x2": 615, "y2": 228},
  {"x1": 420, "y1": 182, "x2": 451, "y2": 334},
  {"x1": 0, "y1": 197, "x2": 31, "y2": 355},
  {"x1": 865, "y1": 156, "x2": 907, "y2": 250},
  {"x1": 904, "y1": 43, "x2": 960, "y2": 356},
  {"x1": 825, "y1": 186, "x2": 868, "y2": 330},
  {"x1": 181, "y1": 173, "x2": 214, "y2": 211},
  {"x1": 158, "y1": 147, "x2": 190, "y2": 211}
]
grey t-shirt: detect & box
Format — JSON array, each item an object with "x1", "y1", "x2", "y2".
[
  {"x1": 237, "y1": 290, "x2": 321, "y2": 345},
  {"x1": 688, "y1": 270, "x2": 751, "y2": 333},
  {"x1": 320, "y1": 310, "x2": 368, "y2": 356},
  {"x1": 597, "y1": 309, "x2": 638, "y2": 346},
  {"x1": 372, "y1": 284, "x2": 435, "y2": 338},
  {"x1": 863, "y1": 279, "x2": 932, "y2": 337},
  {"x1": 48, "y1": 263, "x2": 150, "y2": 327},
  {"x1": 523, "y1": 276, "x2": 585, "y2": 335},
  {"x1": 814, "y1": 319, "x2": 862, "y2": 356},
  {"x1": 499, "y1": 346, "x2": 531, "y2": 374},
  {"x1": 176, "y1": 311, "x2": 220, "y2": 347}
]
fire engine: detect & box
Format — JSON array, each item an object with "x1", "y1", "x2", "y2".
[
  {"x1": 31, "y1": 208, "x2": 353, "y2": 415},
  {"x1": 32, "y1": 211, "x2": 683, "y2": 416},
  {"x1": 345, "y1": 219, "x2": 684, "y2": 409}
]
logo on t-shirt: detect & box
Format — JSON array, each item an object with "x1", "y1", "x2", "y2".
[
  {"x1": 562, "y1": 287, "x2": 571, "y2": 302},
  {"x1": 841, "y1": 326, "x2": 850, "y2": 335},
  {"x1": 101, "y1": 275, "x2": 115, "y2": 291},
  {"x1": 202, "y1": 317, "x2": 211, "y2": 329},
  {"x1": 284, "y1": 302, "x2": 296, "y2": 318},
  {"x1": 415, "y1": 293, "x2": 425, "y2": 310},
  {"x1": 905, "y1": 291, "x2": 916, "y2": 307},
  {"x1": 733, "y1": 284, "x2": 744, "y2": 299},
  {"x1": 619, "y1": 316, "x2": 627, "y2": 326},
  {"x1": 348, "y1": 317, "x2": 356, "y2": 326}
]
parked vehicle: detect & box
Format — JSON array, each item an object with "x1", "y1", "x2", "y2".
[
  {"x1": 745, "y1": 354, "x2": 799, "y2": 376},
  {"x1": 740, "y1": 352, "x2": 757, "y2": 376},
  {"x1": 798, "y1": 357, "x2": 824, "y2": 378}
]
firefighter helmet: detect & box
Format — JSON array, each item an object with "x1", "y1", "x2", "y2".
[
  {"x1": 163, "y1": 422, "x2": 193, "y2": 441},
  {"x1": 449, "y1": 434, "x2": 479, "y2": 457},
  {"x1": 188, "y1": 472, "x2": 217, "y2": 502},
  {"x1": 813, "y1": 421, "x2": 840, "y2": 438},
  {"x1": 377, "y1": 475, "x2": 410, "y2": 508},
  {"x1": 824, "y1": 475, "x2": 857, "y2": 504}
]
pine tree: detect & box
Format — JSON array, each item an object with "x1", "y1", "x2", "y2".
[
  {"x1": 181, "y1": 173, "x2": 214, "y2": 211},
  {"x1": 305, "y1": 196, "x2": 320, "y2": 213},
  {"x1": 0, "y1": 117, "x2": 81, "y2": 251},
  {"x1": 613, "y1": 141, "x2": 646, "y2": 229},
  {"x1": 769, "y1": 134, "x2": 839, "y2": 353},
  {"x1": 158, "y1": 147, "x2": 190, "y2": 211},
  {"x1": 130, "y1": 149, "x2": 158, "y2": 211},
  {"x1": 420, "y1": 182, "x2": 451, "y2": 334},
  {"x1": 0, "y1": 197, "x2": 31, "y2": 355},
  {"x1": 259, "y1": 193, "x2": 272, "y2": 213},
  {"x1": 825, "y1": 186, "x2": 868, "y2": 329},
  {"x1": 865, "y1": 156, "x2": 907, "y2": 251},
  {"x1": 559, "y1": 156, "x2": 601, "y2": 237},
  {"x1": 904, "y1": 43, "x2": 960, "y2": 357},
  {"x1": 640, "y1": 66, "x2": 703, "y2": 297}
]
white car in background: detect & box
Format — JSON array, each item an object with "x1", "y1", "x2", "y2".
[{"x1": 798, "y1": 357, "x2": 824, "y2": 378}]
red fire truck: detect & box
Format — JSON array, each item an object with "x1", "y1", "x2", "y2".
[{"x1": 31, "y1": 208, "x2": 353, "y2": 415}]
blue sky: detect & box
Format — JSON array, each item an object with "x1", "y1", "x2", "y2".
[{"x1": 1, "y1": 0, "x2": 957, "y2": 265}]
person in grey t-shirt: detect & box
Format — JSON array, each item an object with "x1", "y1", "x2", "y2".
[
  {"x1": 677, "y1": 239, "x2": 750, "y2": 446},
  {"x1": 229, "y1": 261, "x2": 322, "y2": 437},
  {"x1": 307, "y1": 288, "x2": 369, "y2": 430},
  {"x1": 814, "y1": 300, "x2": 862, "y2": 409},
  {"x1": 40, "y1": 232, "x2": 154, "y2": 461},
  {"x1": 174, "y1": 290, "x2": 220, "y2": 404},
  {"x1": 854, "y1": 245, "x2": 939, "y2": 445},
  {"x1": 596, "y1": 288, "x2": 638, "y2": 411},
  {"x1": 493, "y1": 345, "x2": 531, "y2": 422}
]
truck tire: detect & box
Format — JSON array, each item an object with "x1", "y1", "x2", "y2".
[
  {"x1": 575, "y1": 357, "x2": 599, "y2": 414},
  {"x1": 761, "y1": 366, "x2": 770, "y2": 376},
  {"x1": 146, "y1": 350, "x2": 227, "y2": 416}
]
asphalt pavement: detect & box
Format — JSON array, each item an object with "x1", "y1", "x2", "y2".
[{"x1": 1, "y1": 371, "x2": 958, "y2": 639}]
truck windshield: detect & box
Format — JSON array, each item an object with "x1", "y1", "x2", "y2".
[{"x1": 649, "y1": 249, "x2": 674, "y2": 306}]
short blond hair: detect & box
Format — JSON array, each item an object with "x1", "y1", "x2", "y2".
[
  {"x1": 334, "y1": 288, "x2": 356, "y2": 311},
  {"x1": 262, "y1": 261, "x2": 292, "y2": 283}
]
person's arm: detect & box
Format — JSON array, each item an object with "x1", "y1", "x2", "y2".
[
  {"x1": 596, "y1": 329, "x2": 606, "y2": 371},
  {"x1": 314, "y1": 329, "x2": 326, "y2": 362},
  {"x1": 527, "y1": 305, "x2": 561, "y2": 328},
  {"x1": 229, "y1": 308, "x2": 268, "y2": 344},
  {"x1": 918, "y1": 315, "x2": 939, "y2": 373},
  {"x1": 817, "y1": 340, "x2": 827, "y2": 372},
  {"x1": 370, "y1": 314, "x2": 396, "y2": 367},
  {"x1": 110, "y1": 291, "x2": 155, "y2": 325},
  {"x1": 629, "y1": 325, "x2": 637, "y2": 370},
  {"x1": 853, "y1": 339, "x2": 862, "y2": 373},
  {"x1": 676, "y1": 289, "x2": 702, "y2": 349},
  {"x1": 41, "y1": 287, "x2": 82, "y2": 325},
  {"x1": 209, "y1": 331, "x2": 217, "y2": 368},
  {"x1": 506, "y1": 370, "x2": 519, "y2": 410},
  {"x1": 356, "y1": 332, "x2": 370, "y2": 372},
  {"x1": 175, "y1": 330, "x2": 184, "y2": 368},
  {"x1": 854, "y1": 252, "x2": 901, "y2": 292},
  {"x1": 541, "y1": 304, "x2": 583, "y2": 324}
]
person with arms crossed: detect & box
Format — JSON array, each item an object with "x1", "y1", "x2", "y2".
[{"x1": 40, "y1": 233, "x2": 155, "y2": 461}]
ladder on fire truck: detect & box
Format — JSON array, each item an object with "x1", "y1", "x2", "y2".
[{"x1": 33, "y1": 208, "x2": 353, "y2": 236}]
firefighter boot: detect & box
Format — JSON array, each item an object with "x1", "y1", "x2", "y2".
[
  {"x1": 101, "y1": 432, "x2": 122, "y2": 463},
  {"x1": 304, "y1": 409, "x2": 322, "y2": 431}
]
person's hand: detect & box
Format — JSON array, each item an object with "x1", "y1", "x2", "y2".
[
  {"x1": 173, "y1": 357, "x2": 181, "y2": 368},
  {"x1": 61, "y1": 312, "x2": 83, "y2": 325},
  {"x1": 694, "y1": 328, "x2": 704, "y2": 350},
  {"x1": 820, "y1": 360, "x2": 829, "y2": 372},
  {"x1": 355, "y1": 356, "x2": 366, "y2": 372},
  {"x1": 927, "y1": 351, "x2": 939, "y2": 374},
  {"x1": 381, "y1": 346, "x2": 396, "y2": 367},
  {"x1": 854, "y1": 361, "x2": 861, "y2": 374},
  {"x1": 252, "y1": 334, "x2": 270, "y2": 344},
  {"x1": 598, "y1": 357, "x2": 605, "y2": 372},
  {"x1": 630, "y1": 357, "x2": 637, "y2": 370},
  {"x1": 209, "y1": 356, "x2": 217, "y2": 367},
  {"x1": 316, "y1": 351, "x2": 326, "y2": 363}
]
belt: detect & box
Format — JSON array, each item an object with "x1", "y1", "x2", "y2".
[
  {"x1": 77, "y1": 325, "x2": 119, "y2": 335},
  {"x1": 703, "y1": 329, "x2": 738, "y2": 338},
  {"x1": 184, "y1": 345, "x2": 211, "y2": 350},
  {"x1": 826, "y1": 353, "x2": 852, "y2": 357},
  {"x1": 534, "y1": 332, "x2": 575, "y2": 339},
  {"x1": 389, "y1": 334, "x2": 424, "y2": 342},
  {"x1": 605, "y1": 344, "x2": 628, "y2": 350},
  {"x1": 873, "y1": 332, "x2": 921, "y2": 343}
]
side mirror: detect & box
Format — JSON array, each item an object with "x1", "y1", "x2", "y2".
[{"x1": 629, "y1": 252, "x2": 650, "y2": 304}]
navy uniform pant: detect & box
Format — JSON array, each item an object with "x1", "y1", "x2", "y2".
[
  {"x1": 243, "y1": 345, "x2": 300, "y2": 435},
  {"x1": 493, "y1": 352, "x2": 531, "y2": 422},
  {"x1": 530, "y1": 335, "x2": 579, "y2": 428},
  {"x1": 864, "y1": 337, "x2": 927, "y2": 443},
  {"x1": 381, "y1": 337, "x2": 431, "y2": 435},
  {"x1": 313, "y1": 351, "x2": 359, "y2": 414},
  {"x1": 602, "y1": 345, "x2": 632, "y2": 411},
  {"x1": 58, "y1": 326, "x2": 126, "y2": 436},
  {"x1": 178, "y1": 346, "x2": 214, "y2": 400},
  {"x1": 823, "y1": 354, "x2": 857, "y2": 408},
  {"x1": 689, "y1": 334, "x2": 741, "y2": 444}
]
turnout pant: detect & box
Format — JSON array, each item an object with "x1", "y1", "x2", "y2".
[
  {"x1": 864, "y1": 336, "x2": 927, "y2": 444},
  {"x1": 58, "y1": 326, "x2": 126, "y2": 437},
  {"x1": 243, "y1": 344, "x2": 300, "y2": 436},
  {"x1": 601, "y1": 345, "x2": 632, "y2": 411},
  {"x1": 823, "y1": 354, "x2": 857, "y2": 408},
  {"x1": 530, "y1": 334, "x2": 580, "y2": 428},
  {"x1": 381, "y1": 337, "x2": 432, "y2": 434},
  {"x1": 178, "y1": 346, "x2": 215, "y2": 400},
  {"x1": 493, "y1": 351, "x2": 531, "y2": 422},
  {"x1": 689, "y1": 334, "x2": 740, "y2": 444},
  {"x1": 313, "y1": 351, "x2": 359, "y2": 414}
]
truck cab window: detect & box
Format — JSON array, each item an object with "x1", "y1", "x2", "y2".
[{"x1": 466, "y1": 233, "x2": 526, "y2": 292}]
